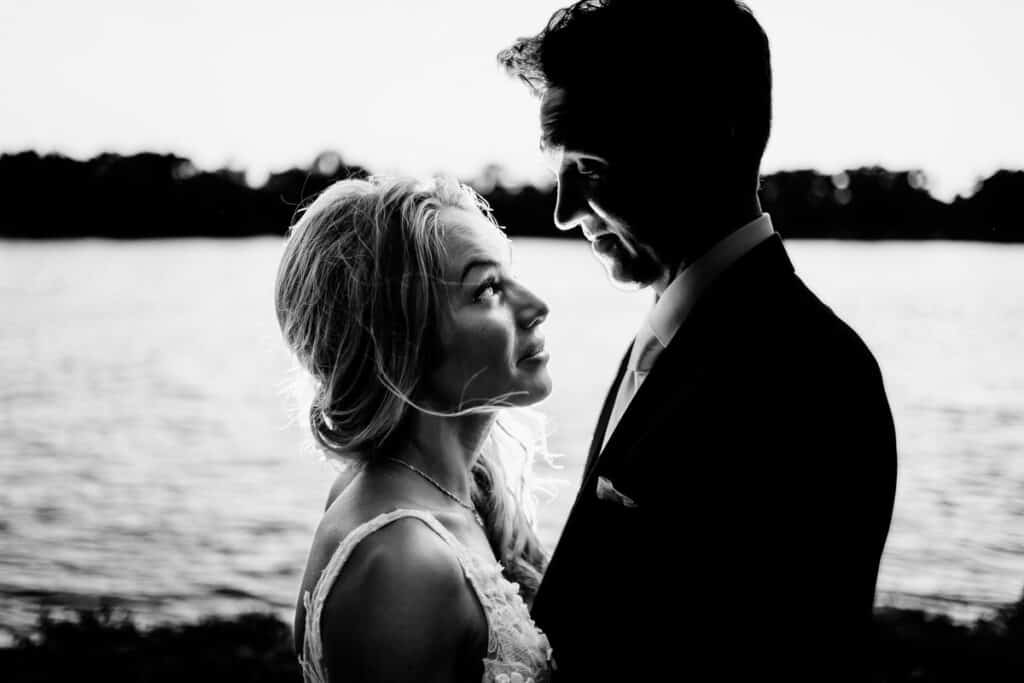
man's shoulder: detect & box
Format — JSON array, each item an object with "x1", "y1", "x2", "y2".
[
  {"x1": 763, "y1": 273, "x2": 879, "y2": 364},
  {"x1": 690, "y1": 271, "x2": 885, "y2": 399}
]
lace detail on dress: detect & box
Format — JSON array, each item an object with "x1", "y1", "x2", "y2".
[{"x1": 298, "y1": 508, "x2": 552, "y2": 683}]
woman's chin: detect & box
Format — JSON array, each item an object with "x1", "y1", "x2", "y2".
[
  {"x1": 493, "y1": 374, "x2": 551, "y2": 408},
  {"x1": 518, "y1": 372, "x2": 553, "y2": 406}
]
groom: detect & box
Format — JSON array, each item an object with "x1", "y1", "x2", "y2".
[{"x1": 500, "y1": 2, "x2": 897, "y2": 681}]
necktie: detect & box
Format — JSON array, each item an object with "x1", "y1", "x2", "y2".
[{"x1": 602, "y1": 324, "x2": 663, "y2": 450}]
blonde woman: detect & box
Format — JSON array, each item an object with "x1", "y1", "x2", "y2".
[{"x1": 276, "y1": 176, "x2": 554, "y2": 683}]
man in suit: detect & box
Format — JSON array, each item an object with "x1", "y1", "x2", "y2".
[{"x1": 499, "y1": 2, "x2": 898, "y2": 680}]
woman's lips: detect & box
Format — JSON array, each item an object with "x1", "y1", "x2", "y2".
[
  {"x1": 518, "y1": 341, "x2": 548, "y2": 364},
  {"x1": 519, "y1": 349, "x2": 550, "y2": 365}
]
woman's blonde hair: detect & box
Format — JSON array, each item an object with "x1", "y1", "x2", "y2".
[{"x1": 275, "y1": 175, "x2": 548, "y2": 600}]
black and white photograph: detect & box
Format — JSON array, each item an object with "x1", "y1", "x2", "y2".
[{"x1": 1, "y1": 1, "x2": 1022, "y2": 681}]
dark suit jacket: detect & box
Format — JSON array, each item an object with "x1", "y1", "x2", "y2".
[{"x1": 531, "y1": 235, "x2": 897, "y2": 682}]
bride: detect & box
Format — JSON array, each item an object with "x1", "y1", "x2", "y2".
[{"x1": 275, "y1": 175, "x2": 554, "y2": 683}]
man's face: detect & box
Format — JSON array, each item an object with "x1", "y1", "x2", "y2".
[{"x1": 540, "y1": 86, "x2": 673, "y2": 292}]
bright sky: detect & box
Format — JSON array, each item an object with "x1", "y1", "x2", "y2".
[{"x1": 1, "y1": 0, "x2": 1021, "y2": 200}]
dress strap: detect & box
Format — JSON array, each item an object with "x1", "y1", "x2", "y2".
[{"x1": 299, "y1": 508, "x2": 498, "y2": 683}]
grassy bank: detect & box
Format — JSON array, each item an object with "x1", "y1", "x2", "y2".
[
  {"x1": 2, "y1": 595, "x2": 1022, "y2": 682},
  {"x1": 1, "y1": 608, "x2": 299, "y2": 682}
]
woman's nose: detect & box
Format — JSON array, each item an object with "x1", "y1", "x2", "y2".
[{"x1": 515, "y1": 284, "x2": 549, "y2": 328}]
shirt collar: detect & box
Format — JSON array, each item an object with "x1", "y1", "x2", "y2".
[{"x1": 644, "y1": 213, "x2": 775, "y2": 349}]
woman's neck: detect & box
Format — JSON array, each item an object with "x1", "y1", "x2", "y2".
[{"x1": 395, "y1": 411, "x2": 497, "y2": 501}]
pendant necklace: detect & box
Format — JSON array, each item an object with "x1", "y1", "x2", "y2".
[{"x1": 382, "y1": 456, "x2": 485, "y2": 529}]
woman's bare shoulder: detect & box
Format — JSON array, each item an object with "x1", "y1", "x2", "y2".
[
  {"x1": 318, "y1": 516, "x2": 486, "y2": 681},
  {"x1": 327, "y1": 514, "x2": 467, "y2": 599}
]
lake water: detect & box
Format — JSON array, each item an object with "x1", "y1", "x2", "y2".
[{"x1": 1, "y1": 237, "x2": 1022, "y2": 639}]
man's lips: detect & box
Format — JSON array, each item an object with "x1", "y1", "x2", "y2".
[{"x1": 591, "y1": 233, "x2": 620, "y2": 257}]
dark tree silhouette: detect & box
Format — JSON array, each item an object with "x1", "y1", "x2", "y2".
[
  {"x1": 0, "y1": 150, "x2": 1019, "y2": 241},
  {"x1": 953, "y1": 170, "x2": 1024, "y2": 242}
]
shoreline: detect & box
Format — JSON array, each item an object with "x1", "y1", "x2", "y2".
[
  {"x1": 2, "y1": 593, "x2": 1021, "y2": 682},
  {"x1": 0, "y1": 589, "x2": 1004, "y2": 642}
]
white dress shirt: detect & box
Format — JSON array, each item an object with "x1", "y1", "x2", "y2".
[{"x1": 602, "y1": 213, "x2": 776, "y2": 449}]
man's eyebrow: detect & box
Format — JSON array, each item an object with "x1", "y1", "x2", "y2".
[
  {"x1": 540, "y1": 132, "x2": 569, "y2": 154},
  {"x1": 460, "y1": 259, "x2": 500, "y2": 283}
]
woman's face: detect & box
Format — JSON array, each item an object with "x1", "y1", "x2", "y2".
[{"x1": 425, "y1": 207, "x2": 552, "y2": 411}]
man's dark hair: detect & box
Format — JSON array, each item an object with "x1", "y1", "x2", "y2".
[{"x1": 498, "y1": 0, "x2": 772, "y2": 177}]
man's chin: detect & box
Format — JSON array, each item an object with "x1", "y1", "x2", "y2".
[
  {"x1": 603, "y1": 264, "x2": 647, "y2": 291},
  {"x1": 592, "y1": 249, "x2": 657, "y2": 291},
  {"x1": 591, "y1": 239, "x2": 642, "y2": 289}
]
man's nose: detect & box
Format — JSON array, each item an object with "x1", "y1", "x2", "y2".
[{"x1": 553, "y1": 176, "x2": 588, "y2": 232}]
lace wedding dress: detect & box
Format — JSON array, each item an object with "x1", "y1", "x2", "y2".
[{"x1": 298, "y1": 509, "x2": 552, "y2": 683}]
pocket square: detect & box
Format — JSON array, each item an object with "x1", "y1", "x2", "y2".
[{"x1": 596, "y1": 476, "x2": 638, "y2": 508}]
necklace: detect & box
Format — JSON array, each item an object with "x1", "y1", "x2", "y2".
[{"x1": 382, "y1": 456, "x2": 485, "y2": 529}]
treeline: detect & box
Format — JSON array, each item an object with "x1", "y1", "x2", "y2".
[{"x1": 0, "y1": 149, "x2": 1021, "y2": 241}]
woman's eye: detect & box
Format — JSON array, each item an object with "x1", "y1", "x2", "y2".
[{"x1": 474, "y1": 280, "x2": 501, "y2": 302}]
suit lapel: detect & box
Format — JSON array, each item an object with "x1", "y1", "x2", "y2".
[
  {"x1": 582, "y1": 343, "x2": 632, "y2": 482},
  {"x1": 585, "y1": 234, "x2": 796, "y2": 489},
  {"x1": 583, "y1": 319, "x2": 703, "y2": 493}
]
